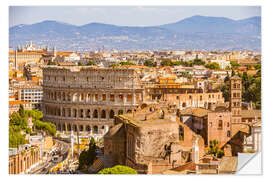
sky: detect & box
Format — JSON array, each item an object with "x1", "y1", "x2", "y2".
[{"x1": 9, "y1": 6, "x2": 261, "y2": 27}]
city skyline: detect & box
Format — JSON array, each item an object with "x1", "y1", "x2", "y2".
[{"x1": 9, "y1": 6, "x2": 261, "y2": 27}]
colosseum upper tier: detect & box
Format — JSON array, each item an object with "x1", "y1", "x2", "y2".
[{"x1": 42, "y1": 66, "x2": 144, "y2": 135}]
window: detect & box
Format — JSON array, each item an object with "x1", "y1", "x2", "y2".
[
  {"x1": 118, "y1": 110, "x2": 123, "y2": 115},
  {"x1": 102, "y1": 94, "x2": 106, "y2": 101},
  {"x1": 176, "y1": 96, "x2": 179, "y2": 100},
  {"x1": 101, "y1": 110, "x2": 106, "y2": 119},
  {"x1": 127, "y1": 94, "x2": 132, "y2": 102},
  {"x1": 189, "y1": 95, "x2": 192, "y2": 99},
  {"x1": 227, "y1": 131, "x2": 231, "y2": 137},
  {"x1": 218, "y1": 120, "x2": 223, "y2": 129},
  {"x1": 94, "y1": 94, "x2": 98, "y2": 101},
  {"x1": 200, "y1": 96, "x2": 202, "y2": 101},
  {"x1": 182, "y1": 102, "x2": 186, "y2": 107},
  {"x1": 179, "y1": 126, "x2": 184, "y2": 141},
  {"x1": 93, "y1": 110, "x2": 98, "y2": 118},
  {"x1": 110, "y1": 94, "x2": 115, "y2": 102},
  {"x1": 109, "y1": 110, "x2": 114, "y2": 119},
  {"x1": 227, "y1": 122, "x2": 230, "y2": 127},
  {"x1": 119, "y1": 95, "x2": 123, "y2": 102}
]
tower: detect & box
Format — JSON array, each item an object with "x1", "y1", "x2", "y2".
[
  {"x1": 53, "y1": 46, "x2": 56, "y2": 57},
  {"x1": 229, "y1": 75, "x2": 242, "y2": 123}
]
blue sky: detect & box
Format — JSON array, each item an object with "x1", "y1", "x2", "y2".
[{"x1": 9, "y1": 6, "x2": 261, "y2": 27}]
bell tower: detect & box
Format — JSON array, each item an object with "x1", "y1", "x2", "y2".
[{"x1": 229, "y1": 75, "x2": 242, "y2": 123}]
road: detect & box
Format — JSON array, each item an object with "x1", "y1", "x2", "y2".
[{"x1": 30, "y1": 139, "x2": 70, "y2": 174}]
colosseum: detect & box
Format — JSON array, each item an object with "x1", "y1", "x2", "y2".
[{"x1": 42, "y1": 66, "x2": 144, "y2": 136}]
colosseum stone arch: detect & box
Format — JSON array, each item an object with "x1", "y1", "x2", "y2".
[{"x1": 42, "y1": 66, "x2": 144, "y2": 135}]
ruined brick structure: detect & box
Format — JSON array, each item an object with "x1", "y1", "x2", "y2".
[
  {"x1": 145, "y1": 87, "x2": 224, "y2": 110},
  {"x1": 42, "y1": 66, "x2": 144, "y2": 134},
  {"x1": 104, "y1": 103, "x2": 205, "y2": 174}
]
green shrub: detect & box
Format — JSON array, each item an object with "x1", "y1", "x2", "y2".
[{"x1": 98, "y1": 165, "x2": 138, "y2": 174}]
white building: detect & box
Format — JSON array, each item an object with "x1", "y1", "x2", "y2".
[{"x1": 210, "y1": 59, "x2": 231, "y2": 69}]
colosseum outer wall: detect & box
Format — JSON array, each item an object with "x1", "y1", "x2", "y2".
[{"x1": 42, "y1": 66, "x2": 144, "y2": 135}]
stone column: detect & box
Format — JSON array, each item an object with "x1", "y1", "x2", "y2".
[
  {"x1": 106, "y1": 109, "x2": 110, "y2": 121},
  {"x1": 115, "y1": 93, "x2": 119, "y2": 104},
  {"x1": 132, "y1": 92, "x2": 136, "y2": 105},
  {"x1": 106, "y1": 92, "x2": 110, "y2": 103},
  {"x1": 124, "y1": 94, "x2": 127, "y2": 104}
]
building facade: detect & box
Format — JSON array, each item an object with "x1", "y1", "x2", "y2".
[
  {"x1": 42, "y1": 66, "x2": 144, "y2": 135},
  {"x1": 229, "y1": 76, "x2": 242, "y2": 123},
  {"x1": 146, "y1": 87, "x2": 224, "y2": 110},
  {"x1": 9, "y1": 145, "x2": 40, "y2": 174}
]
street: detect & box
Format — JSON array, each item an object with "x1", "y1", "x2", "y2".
[{"x1": 29, "y1": 139, "x2": 69, "y2": 174}]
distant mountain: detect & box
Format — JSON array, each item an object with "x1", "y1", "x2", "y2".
[{"x1": 9, "y1": 16, "x2": 261, "y2": 51}]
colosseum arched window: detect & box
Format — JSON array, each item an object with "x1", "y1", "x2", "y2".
[
  {"x1": 87, "y1": 109, "x2": 91, "y2": 118},
  {"x1": 86, "y1": 125, "x2": 91, "y2": 132},
  {"x1": 109, "y1": 110, "x2": 114, "y2": 119},
  {"x1": 93, "y1": 109, "x2": 98, "y2": 118},
  {"x1": 80, "y1": 109, "x2": 84, "y2": 118},
  {"x1": 74, "y1": 109, "x2": 77, "y2": 117},
  {"x1": 101, "y1": 110, "x2": 106, "y2": 119},
  {"x1": 62, "y1": 124, "x2": 66, "y2": 131},
  {"x1": 118, "y1": 110, "x2": 123, "y2": 115},
  {"x1": 79, "y1": 125, "x2": 84, "y2": 131},
  {"x1": 93, "y1": 126, "x2": 98, "y2": 134},
  {"x1": 73, "y1": 125, "x2": 77, "y2": 131}
]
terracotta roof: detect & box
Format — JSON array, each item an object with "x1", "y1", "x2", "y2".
[
  {"x1": 9, "y1": 100, "x2": 30, "y2": 105},
  {"x1": 56, "y1": 52, "x2": 74, "y2": 56},
  {"x1": 180, "y1": 107, "x2": 209, "y2": 117},
  {"x1": 9, "y1": 51, "x2": 45, "y2": 55},
  {"x1": 246, "y1": 70, "x2": 258, "y2": 75},
  {"x1": 230, "y1": 75, "x2": 241, "y2": 80}
]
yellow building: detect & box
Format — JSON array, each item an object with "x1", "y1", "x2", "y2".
[{"x1": 155, "y1": 76, "x2": 194, "y2": 89}]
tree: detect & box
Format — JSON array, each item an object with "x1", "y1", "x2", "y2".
[
  {"x1": 230, "y1": 62, "x2": 240, "y2": 69},
  {"x1": 110, "y1": 63, "x2": 119, "y2": 67},
  {"x1": 205, "y1": 63, "x2": 220, "y2": 70},
  {"x1": 87, "y1": 137, "x2": 97, "y2": 165},
  {"x1": 181, "y1": 72, "x2": 192, "y2": 79},
  {"x1": 78, "y1": 137, "x2": 97, "y2": 169},
  {"x1": 207, "y1": 140, "x2": 224, "y2": 158},
  {"x1": 119, "y1": 61, "x2": 135, "y2": 66},
  {"x1": 160, "y1": 60, "x2": 171, "y2": 66},
  {"x1": 98, "y1": 165, "x2": 138, "y2": 174},
  {"x1": 19, "y1": 104, "x2": 25, "y2": 118},
  {"x1": 48, "y1": 61, "x2": 57, "y2": 65},
  {"x1": 143, "y1": 60, "x2": 154, "y2": 67},
  {"x1": 86, "y1": 61, "x2": 97, "y2": 66},
  {"x1": 193, "y1": 58, "x2": 205, "y2": 66},
  {"x1": 217, "y1": 84, "x2": 229, "y2": 102}
]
